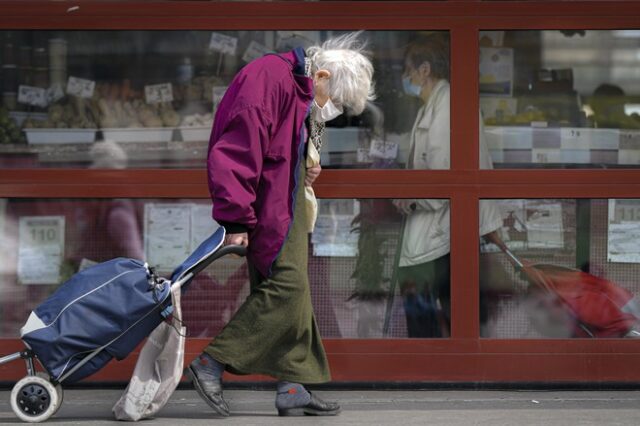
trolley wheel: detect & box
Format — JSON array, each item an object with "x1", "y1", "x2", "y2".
[
  {"x1": 10, "y1": 375, "x2": 60, "y2": 423},
  {"x1": 35, "y1": 373, "x2": 63, "y2": 415}
]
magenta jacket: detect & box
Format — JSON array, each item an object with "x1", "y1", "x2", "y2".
[{"x1": 207, "y1": 48, "x2": 313, "y2": 277}]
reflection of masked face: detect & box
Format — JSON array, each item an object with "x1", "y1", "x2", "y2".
[
  {"x1": 312, "y1": 98, "x2": 343, "y2": 122},
  {"x1": 402, "y1": 76, "x2": 422, "y2": 98}
]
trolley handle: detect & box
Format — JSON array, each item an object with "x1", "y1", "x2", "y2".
[
  {"x1": 172, "y1": 244, "x2": 247, "y2": 290},
  {"x1": 188, "y1": 243, "x2": 247, "y2": 278}
]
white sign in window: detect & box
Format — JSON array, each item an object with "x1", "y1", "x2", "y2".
[
  {"x1": 608, "y1": 199, "x2": 640, "y2": 263},
  {"x1": 18, "y1": 216, "x2": 65, "y2": 285}
]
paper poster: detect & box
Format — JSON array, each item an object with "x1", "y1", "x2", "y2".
[
  {"x1": 524, "y1": 201, "x2": 564, "y2": 249},
  {"x1": 144, "y1": 203, "x2": 192, "y2": 271},
  {"x1": 608, "y1": 199, "x2": 640, "y2": 263},
  {"x1": 479, "y1": 48, "x2": 514, "y2": 96},
  {"x1": 191, "y1": 204, "x2": 219, "y2": 251},
  {"x1": 311, "y1": 199, "x2": 360, "y2": 257},
  {"x1": 144, "y1": 203, "x2": 220, "y2": 271},
  {"x1": 17, "y1": 216, "x2": 65, "y2": 285}
]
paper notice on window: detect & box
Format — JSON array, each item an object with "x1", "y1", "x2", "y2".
[
  {"x1": 311, "y1": 199, "x2": 359, "y2": 257},
  {"x1": 191, "y1": 204, "x2": 219, "y2": 251},
  {"x1": 66, "y1": 76, "x2": 95, "y2": 99},
  {"x1": 18, "y1": 216, "x2": 65, "y2": 285},
  {"x1": 525, "y1": 201, "x2": 564, "y2": 249},
  {"x1": 479, "y1": 47, "x2": 513, "y2": 96},
  {"x1": 608, "y1": 199, "x2": 640, "y2": 263},
  {"x1": 242, "y1": 41, "x2": 272, "y2": 63},
  {"x1": 144, "y1": 204, "x2": 191, "y2": 272},
  {"x1": 209, "y1": 32, "x2": 238, "y2": 55}
]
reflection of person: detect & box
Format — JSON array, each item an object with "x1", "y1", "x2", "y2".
[
  {"x1": 189, "y1": 33, "x2": 374, "y2": 417},
  {"x1": 393, "y1": 34, "x2": 503, "y2": 337},
  {"x1": 83, "y1": 140, "x2": 144, "y2": 262},
  {"x1": 590, "y1": 83, "x2": 640, "y2": 129}
]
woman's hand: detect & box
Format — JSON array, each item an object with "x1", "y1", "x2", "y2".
[
  {"x1": 305, "y1": 164, "x2": 322, "y2": 187},
  {"x1": 225, "y1": 232, "x2": 249, "y2": 248}
]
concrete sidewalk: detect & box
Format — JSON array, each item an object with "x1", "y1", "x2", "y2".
[{"x1": 2, "y1": 389, "x2": 640, "y2": 425}]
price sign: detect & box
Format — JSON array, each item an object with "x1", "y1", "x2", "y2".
[
  {"x1": 369, "y1": 139, "x2": 399, "y2": 160},
  {"x1": 145, "y1": 83, "x2": 174, "y2": 104},
  {"x1": 561, "y1": 128, "x2": 589, "y2": 150},
  {"x1": 620, "y1": 131, "x2": 640, "y2": 150},
  {"x1": 66, "y1": 76, "x2": 95, "y2": 99},
  {"x1": 47, "y1": 84, "x2": 65, "y2": 104},
  {"x1": 18, "y1": 85, "x2": 47, "y2": 107},
  {"x1": 209, "y1": 32, "x2": 238, "y2": 55},
  {"x1": 357, "y1": 148, "x2": 373, "y2": 163},
  {"x1": 242, "y1": 41, "x2": 272, "y2": 63},
  {"x1": 17, "y1": 216, "x2": 65, "y2": 285}
]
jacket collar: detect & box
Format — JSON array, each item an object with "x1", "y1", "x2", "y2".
[
  {"x1": 277, "y1": 48, "x2": 313, "y2": 101},
  {"x1": 277, "y1": 47, "x2": 307, "y2": 76},
  {"x1": 416, "y1": 79, "x2": 449, "y2": 130}
]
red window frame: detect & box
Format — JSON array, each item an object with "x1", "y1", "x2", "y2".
[{"x1": 1, "y1": 0, "x2": 640, "y2": 384}]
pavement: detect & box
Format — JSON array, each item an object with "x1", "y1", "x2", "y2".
[{"x1": 2, "y1": 388, "x2": 640, "y2": 425}]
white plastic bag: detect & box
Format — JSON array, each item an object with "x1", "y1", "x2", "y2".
[{"x1": 112, "y1": 284, "x2": 186, "y2": 421}]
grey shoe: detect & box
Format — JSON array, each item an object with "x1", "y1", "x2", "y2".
[
  {"x1": 186, "y1": 361, "x2": 230, "y2": 417},
  {"x1": 277, "y1": 392, "x2": 341, "y2": 416}
]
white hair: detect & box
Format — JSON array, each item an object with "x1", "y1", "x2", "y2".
[{"x1": 306, "y1": 31, "x2": 375, "y2": 115}]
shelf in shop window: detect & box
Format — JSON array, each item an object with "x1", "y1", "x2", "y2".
[{"x1": 0, "y1": 139, "x2": 210, "y2": 165}]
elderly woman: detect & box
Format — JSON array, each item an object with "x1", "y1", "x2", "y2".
[{"x1": 187, "y1": 33, "x2": 374, "y2": 417}]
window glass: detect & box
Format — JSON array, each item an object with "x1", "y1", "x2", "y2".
[
  {"x1": 480, "y1": 30, "x2": 640, "y2": 168},
  {"x1": 0, "y1": 30, "x2": 449, "y2": 169},
  {"x1": 480, "y1": 198, "x2": 640, "y2": 338},
  {"x1": 0, "y1": 197, "x2": 448, "y2": 339}
]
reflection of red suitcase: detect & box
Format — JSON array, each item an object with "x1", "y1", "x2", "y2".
[{"x1": 504, "y1": 249, "x2": 640, "y2": 338}]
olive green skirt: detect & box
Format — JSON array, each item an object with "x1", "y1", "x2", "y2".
[{"x1": 205, "y1": 164, "x2": 331, "y2": 384}]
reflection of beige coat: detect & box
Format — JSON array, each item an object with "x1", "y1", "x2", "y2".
[
  {"x1": 399, "y1": 80, "x2": 502, "y2": 267},
  {"x1": 305, "y1": 141, "x2": 321, "y2": 232}
]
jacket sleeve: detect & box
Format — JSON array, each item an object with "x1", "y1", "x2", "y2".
[{"x1": 207, "y1": 106, "x2": 271, "y2": 233}]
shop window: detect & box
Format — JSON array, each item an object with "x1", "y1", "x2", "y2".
[
  {"x1": 0, "y1": 197, "x2": 449, "y2": 339},
  {"x1": 479, "y1": 198, "x2": 640, "y2": 338},
  {"x1": 0, "y1": 30, "x2": 449, "y2": 170},
  {"x1": 479, "y1": 30, "x2": 640, "y2": 168}
]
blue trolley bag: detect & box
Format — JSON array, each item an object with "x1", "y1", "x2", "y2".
[
  {"x1": 19, "y1": 227, "x2": 233, "y2": 384},
  {"x1": 20, "y1": 258, "x2": 170, "y2": 384}
]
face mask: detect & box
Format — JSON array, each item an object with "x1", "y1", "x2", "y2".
[
  {"x1": 402, "y1": 76, "x2": 422, "y2": 98},
  {"x1": 312, "y1": 98, "x2": 343, "y2": 122}
]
